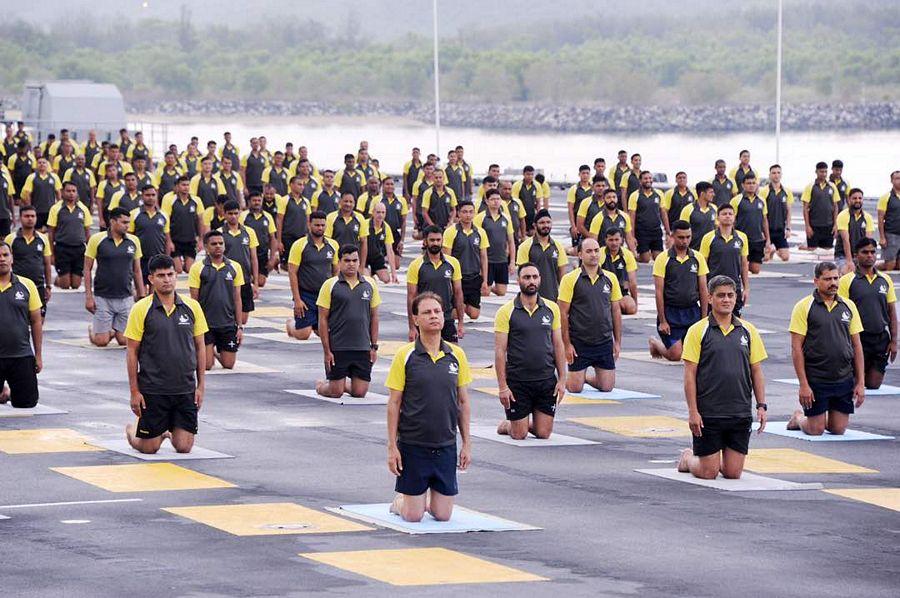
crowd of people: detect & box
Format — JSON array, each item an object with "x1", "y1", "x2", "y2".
[{"x1": 0, "y1": 123, "x2": 897, "y2": 522}]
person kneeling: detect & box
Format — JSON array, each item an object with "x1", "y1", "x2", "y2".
[{"x1": 677, "y1": 275, "x2": 768, "y2": 480}]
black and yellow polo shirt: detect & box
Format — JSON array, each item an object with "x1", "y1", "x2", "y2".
[
  {"x1": 96, "y1": 180, "x2": 125, "y2": 216},
  {"x1": 335, "y1": 167, "x2": 364, "y2": 199},
  {"x1": 215, "y1": 170, "x2": 243, "y2": 205},
  {"x1": 201, "y1": 207, "x2": 226, "y2": 232},
  {"x1": 47, "y1": 201, "x2": 93, "y2": 246},
  {"x1": 474, "y1": 210, "x2": 513, "y2": 264},
  {"x1": 662, "y1": 187, "x2": 695, "y2": 226},
  {"x1": 0, "y1": 274, "x2": 42, "y2": 358},
  {"x1": 311, "y1": 187, "x2": 340, "y2": 215},
  {"x1": 789, "y1": 291, "x2": 864, "y2": 383},
  {"x1": 711, "y1": 175, "x2": 737, "y2": 208},
  {"x1": 598, "y1": 246, "x2": 637, "y2": 292},
  {"x1": 760, "y1": 184, "x2": 793, "y2": 236},
  {"x1": 161, "y1": 192, "x2": 203, "y2": 244},
  {"x1": 62, "y1": 167, "x2": 97, "y2": 206},
  {"x1": 515, "y1": 235, "x2": 568, "y2": 301},
  {"x1": 7, "y1": 153, "x2": 36, "y2": 193},
  {"x1": 95, "y1": 159, "x2": 133, "y2": 179},
  {"x1": 699, "y1": 228, "x2": 748, "y2": 293},
  {"x1": 128, "y1": 207, "x2": 170, "y2": 258},
  {"x1": 261, "y1": 166, "x2": 289, "y2": 196},
  {"x1": 682, "y1": 314, "x2": 767, "y2": 418},
  {"x1": 324, "y1": 211, "x2": 368, "y2": 248},
  {"x1": 402, "y1": 159, "x2": 423, "y2": 198},
  {"x1": 511, "y1": 180, "x2": 543, "y2": 226},
  {"x1": 22, "y1": 171, "x2": 61, "y2": 214},
  {"x1": 85, "y1": 232, "x2": 142, "y2": 298},
  {"x1": 494, "y1": 294, "x2": 561, "y2": 381},
  {"x1": 407, "y1": 254, "x2": 462, "y2": 314},
  {"x1": 124, "y1": 292, "x2": 208, "y2": 395},
  {"x1": 652, "y1": 248, "x2": 709, "y2": 308},
  {"x1": 800, "y1": 181, "x2": 841, "y2": 228},
  {"x1": 610, "y1": 163, "x2": 631, "y2": 193},
  {"x1": 387, "y1": 338, "x2": 472, "y2": 448},
  {"x1": 421, "y1": 186, "x2": 458, "y2": 230},
  {"x1": 4, "y1": 231, "x2": 50, "y2": 289},
  {"x1": 443, "y1": 223, "x2": 488, "y2": 278},
  {"x1": 53, "y1": 153, "x2": 77, "y2": 178},
  {"x1": 241, "y1": 210, "x2": 276, "y2": 255},
  {"x1": 730, "y1": 193, "x2": 768, "y2": 243},
  {"x1": 589, "y1": 208, "x2": 632, "y2": 240},
  {"x1": 729, "y1": 165, "x2": 756, "y2": 188},
  {"x1": 366, "y1": 219, "x2": 395, "y2": 263},
  {"x1": 877, "y1": 189, "x2": 900, "y2": 235},
  {"x1": 0, "y1": 171, "x2": 11, "y2": 221},
  {"x1": 153, "y1": 166, "x2": 183, "y2": 198},
  {"x1": 219, "y1": 144, "x2": 241, "y2": 170},
  {"x1": 444, "y1": 164, "x2": 467, "y2": 201},
  {"x1": 241, "y1": 152, "x2": 269, "y2": 189},
  {"x1": 577, "y1": 197, "x2": 606, "y2": 233},
  {"x1": 834, "y1": 208, "x2": 875, "y2": 259},
  {"x1": 222, "y1": 225, "x2": 259, "y2": 280},
  {"x1": 838, "y1": 271, "x2": 896, "y2": 336},
  {"x1": 188, "y1": 257, "x2": 244, "y2": 329},
  {"x1": 316, "y1": 273, "x2": 381, "y2": 351},
  {"x1": 108, "y1": 189, "x2": 142, "y2": 213},
  {"x1": 382, "y1": 193, "x2": 408, "y2": 241},
  {"x1": 558, "y1": 266, "x2": 621, "y2": 345},
  {"x1": 355, "y1": 192, "x2": 382, "y2": 218},
  {"x1": 277, "y1": 194, "x2": 311, "y2": 240},
  {"x1": 287, "y1": 235, "x2": 339, "y2": 293},
  {"x1": 628, "y1": 189, "x2": 664, "y2": 234},
  {"x1": 190, "y1": 173, "x2": 226, "y2": 210},
  {"x1": 566, "y1": 182, "x2": 593, "y2": 220}
]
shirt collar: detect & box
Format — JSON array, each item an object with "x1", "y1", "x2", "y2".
[
  {"x1": 413, "y1": 337, "x2": 451, "y2": 357},
  {"x1": 151, "y1": 291, "x2": 185, "y2": 310},
  {"x1": 513, "y1": 293, "x2": 545, "y2": 311},
  {"x1": 707, "y1": 312, "x2": 742, "y2": 331}
]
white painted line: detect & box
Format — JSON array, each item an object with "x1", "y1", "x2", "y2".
[
  {"x1": 61, "y1": 519, "x2": 91, "y2": 524},
  {"x1": 0, "y1": 498, "x2": 144, "y2": 510}
]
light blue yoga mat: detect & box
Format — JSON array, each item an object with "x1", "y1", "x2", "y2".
[
  {"x1": 328, "y1": 503, "x2": 540, "y2": 534},
  {"x1": 569, "y1": 388, "x2": 661, "y2": 401},
  {"x1": 773, "y1": 379, "x2": 900, "y2": 396},
  {"x1": 754, "y1": 421, "x2": 894, "y2": 441}
]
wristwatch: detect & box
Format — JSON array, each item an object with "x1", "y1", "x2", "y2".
[
  {"x1": 371, "y1": 343, "x2": 379, "y2": 350},
  {"x1": 756, "y1": 403, "x2": 767, "y2": 411}
]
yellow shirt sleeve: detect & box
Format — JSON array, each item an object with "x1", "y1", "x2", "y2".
[
  {"x1": 547, "y1": 299, "x2": 562, "y2": 331},
  {"x1": 324, "y1": 212, "x2": 336, "y2": 238},
  {"x1": 652, "y1": 252, "x2": 669, "y2": 277},
  {"x1": 865, "y1": 212, "x2": 876, "y2": 234},
  {"x1": 442, "y1": 226, "x2": 457, "y2": 250},
  {"x1": 367, "y1": 276, "x2": 382, "y2": 308},
  {"x1": 46, "y1": 203, "x2": 61, "y2": 227},
  {"x1": 743, "y1": 320, "x2": 768, "y2": 364},
  {"x1": 184, "y1": 296, "x2": 210, "y2": 337},
  {"x1": 837, "y1": 272, "x2": 853, "y2": 300},
  {"x1": 661, "y1": 189, "x2": 673, "y2": 210},
  {"x1": 450, "y1": 343, "x2": 473, "y2": 387},
  {"x1": 576, "y1": 199, "x2": 592, "y2": 219},
  {"x1": 877, "y1": 193, "x2": 891, "y2": 212},
  {"x1": 627, "y1": 191, "x2": 639, "y2": 211},
  {"x1": 695, "y1": 252, "x2": 709, "y2": 276},
  {"x1": 316, "y1": 277, "x2": 337, "y2": 309},
  {"x1": 384, "y1": 226, "x2": 395, "y2": 246},
  {"x1": 127, "y1": 234, "x2": 143, "y2": 260},
  {"x1": 555, "y1": 240, "x2": 568, "y2": 266},
  {"x1": 287, "y1": 237, "x2": 306, "y2": 266},
  {"x1": 447, "y1": 256, "x2": 463, "y2": 281},
  {"x1": 357, "y1": 215, "x2": 369, "y2": 239},
  {"x1": 846, "y1": 298, "x2": 864, "y2": 335},
  {"x1": 515, "y1": 237, "x2": 531, "y2": 265},
  {"x1": 493, "y1": 300, "x2": 514, "y2": 333},
  {"x1": 84, "y1": 232, "x2": 104, "y2": 259},
  {"x1": 21, "y1": 174, "x2": 35, "y2": 195},
  {"x1": 557, "y1": 269, "x2": 577, "y2": 303},
  {"x1": 385, "y1": 343, "x2": 416, "y2": 391},
  {"x1": 885, "y1": 274, "x2": 898, "y2": 303},
  {"x1": 80, "y1": 202, "x2": 94, "y2": 227},
  {"x1": 38, "y1": 232, "x2": 51, "y2": 256},
  {"x1": 698, "y1": 231, "x2": 714, "y2": 258},
  {"x1": 624, "y1": 248, "x2": 638, "y2": 272},
  {"x1": 124, "y1": 296, "x2": 151, "y2": 341},
  {"x1": 566, "y1": 185, "x2": 577, "y2": 205},
  {"x1": 681, "y1": 320, "x2": 707, "y2": 364},
  {"x1": 835, "y1": 210, "x2": 849, "y2": 231},
  {"x1": 188, "y1": 175, "x2": 200, "y2": 195},
  {"x1": 231, "y1": 262, "x2": 245, "y2": 287},
  {"x1": 245, "y1": 227, "x2": 259, "y2": 249},
  {"x1": 737, "y1": 231, "x2": 749, "y2": 257},
  {"x1": 20, "y1": 277, "x2": 42, "y2": 312},
  {"x1": 420, "y1": 188, "x2": 433, "y2": 210},
  {"x1": 605, "y1": 270, "x2": 623, "y2": 301},
  {"x1": 406, "y1": 257, "x2": 422, "y2": 285},
  {"x1": 789, "y1": 296, "x2": 812, "y2": 335},
  {"x1": 800, "y1": 184, "x2": 813, "y2": 204},
  {"x1": 187, "y1": 261, "x2": 203, "y2": 288}
]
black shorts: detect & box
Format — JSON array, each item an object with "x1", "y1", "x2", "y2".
[
  {"x1": 256, "y1": 248, "x2": 269, "y2": 277},
  {"x1": 171, "y1": 240, "x2": 197, "y2": 259},
  {"x1": 770, "y1": 231, "x2": 789, "y2": 250},
  {"x1": 0, "y1": 218, "x2": 11, "y2": 237},
  {"x1": 807, "y1": 226, "x2": 834, "y2": 249},
  {"x1": 240, "y1": 283, "x2": 255, "y2": 313},
  {"x1": 280, "y1": 235, "x2": 300, "y2": 266},
  {"x1": 0, "y1": 356, "x2": 39, "y2": 408},
  {"x1": 36, "y1": 212, "x2": 49, "y2": 230},
  {"x1": 392, "y1": 238, "x2": 403, "y2": 258},
  {"x1": 394, "y1": 442, "x2": 458, "y2": 496},
  {"x1": 570, "y1": 338, "x2": 615, "y2": 372},
  {"x1": 487, "y1": 262, "x2": 509, "y2": 285},
  {"x1": 135, "y1": 392, "x2": 198, "y2": 438},
  {"x1": 327, "y1": 350, "x2": 373, "y2": 381},
  {"x1": 805, "y1": 378, "x2": 855, "y2": 417},
  {"x1": 636, "y1": 230, "x2": 663, "y2": 254},
  {"x1": 54, "y1": 242, "x2": 85, "y2": 276},
  {"x1": 505, "y1": 376, "x2": 558, "y2": 421},
  {"x1": 204, "y1": 326, "x2": 239, "y2": 352},
  {"x1": 748, "y1": 240, "x2": 766, "y2": 264},
  {"x1": 461, "y1": 274, "x2": 483, "y2": 309},
  {"x1": 861, "y1": 331, "x2": 890, "y2": 374},
  {"x1": 660, "y1": 305, "x2": 701, "y2": 348},
  {"x1": 692, "y1": 416, "x2": 752, "y2": 457},
  {"x1": 367, "y1": 253, "x2": 387, "y2": 272},
  {"x1": 441, "y1": 318, "x2": 458, "y2": 343}
]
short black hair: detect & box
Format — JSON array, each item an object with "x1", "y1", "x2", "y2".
[
  {"x1": 717, "y1": 203, "x2": 735, "y2": 213},
  {"x1": 248, "y1": 191, "x2": 262, "y2": 200},
  {"x1": 816, "y1": 161, "x2": 829, "y2": 170},
  {"x1": 739, "y1": 149, "x2": 750, "y2": 157},
  {"x1": 517, "y1": 262, "x2": 539, "y2": 275},
  {"x1": 204, "y1": 230, "x2": 224, "y2": 243},
  {"x1": 604, "y1": 226, "x2": 623, "y2": 239},
  {"x1": 309, "y1": 210, "x2": 327, "y2": 221},
  {"x1": 457, "y1": 200, "x2": 475, "y2": 210},
  {"x1": 62, "y1": 181, "x2": 78, "y2": 190},
  {"x1": 423, "y1": 225, "x2": 443, "y2": 238},
  {"x1": 854, "y1": 237, "x2": 877, "y2": 254},
  {"x1": 672, "y1": 220, "x2": 692, "y2": 232},
  {"x1": 579, "y1": 164, "x2": 590, "y2": 173},
  {"x1": 695, "y1": 181, "x2": 712, "y2": 194},
  {"x1": 177, "y1": 175, "x2": 190, "y2": 184},
  {"x1": 19, "y1": 204, "x2": 36, "y2": 214},
  {"x1": 594, "y1": 158, "x2": 605, "y2": 166},
  {"x1": 148, "y1": 254, "x2": 175, "y2": 273},
  {"x1": 481, "y1": 175, "x2": 496, "y2": 185},
  {"x1": 832, "y1": 159, "x2": 844, "y2": 169},
  {"x1": 485, "y1": 188, "x2": 501, "y2": 200},
  {"x1": 592, "y1": 175, "x2": 608, "y2": 185},
  {"x1": 523, "y1": 165, "x2": 534, "y2": 173},
  {"x1": 848, "y1": 187, "x2": 864, "y2": 197},
  {"x1": 344, "y1": 153, "x2": 354, "y2": 161},
  {"x1": 224, "y1": 200, "x2": 240, "y2": 212},
  {"x1": 535, "y1": 174, "x2": 545, "y2": 184},
  {"x1": 814, "y1": 261, "x2": 838, "y2": 277},
  {"x1": 338, "y1": 244, "x2": 359, "y2": 258},
  {"x1": 108, "y1": 207, "x2": 130, "y2": 220}
]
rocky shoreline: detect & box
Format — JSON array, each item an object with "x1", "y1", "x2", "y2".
[{"x1": 122, "y1": 99, "x2": 900, "y2": 133}]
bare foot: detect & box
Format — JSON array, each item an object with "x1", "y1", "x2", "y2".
[
  {"x1": 125, "y1": 422, "x2": 137, "y2": 447},
  {"x1": 285, "y1": 319, "x2": 292, "y2": 336},
  {"x1": 786, "y1": 409, "x2": 803, "y2": 430},
  {"x1": 0, "y1": 384, "x2": 9, "y2": 404},
  {"x1": 496, "y1": 420, "x2": 511, "y2": 435},
  {"x1": 389, "y1": 493, "x2": 403, "y2": 515},
  {"x1": 677, "y1": 448, "x2": 693, "y2": 473},
  {"x1": 648, "y1": 337, "x2": 664, "y2": 358}
]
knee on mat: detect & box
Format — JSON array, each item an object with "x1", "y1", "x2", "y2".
[
  {"x1": 695, "y1": 464, "x2": 719, "y2": 479},
  {"x1": 566, "y1": 381, "x2": 584, "y2": 393},
  {"x1": 136, "y1": 444, "x2": 160, "y2": 455},
  {"x1": 826, "y1": 425, "x2": 846, "y2": 436},
  {"x1": 172, "y1": 442, "x2": 193, "y2": 454},
  {"x1": 429, "y1": 508, "x2": 452, "y2": 522},
  {"x1": 401, "y1": 508, "x2": 425, "y2": 523},
  {"x1": 721, "y1": 468, "x2": 743, "y2": 480},
  {"x1": 532, "y1": 429, "x2": 552, "y2": 440},
  {"x1": 509, "y1": 429, "x2": 529, "y2": 441}
]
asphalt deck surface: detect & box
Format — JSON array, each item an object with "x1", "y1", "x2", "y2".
[{"x1": 2, "y1": 194, "x2": 899, "y2": 597}]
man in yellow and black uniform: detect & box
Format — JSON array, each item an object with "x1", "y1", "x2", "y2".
[
  {"x1": 700, "y1": 203, "x2": 749, "y2": 315},
  {"x1": 730, "y1": 174, "x2": 769, "y2": 273},
  {"x1": 335, "y1": 154, "x2": 364, "y2": 200},
  {"x1": 189, "y1": 230, "x2": 244, "y2": 370},
  {"x1": 650, "y1": 221, "x2": 709, "y2": 361},
  {"x1": 711, "y1": 159, "x2": 737, "y2": 209},
  {"x1": 588, "y1": 189, "x2": 635, "y2": 250},
  {"x1": 124, "y1": 254, "x2": 208, "y2": 454},
  {"x1": 443, "y1": 200, "x2": 489, "y2": 320},
  {"x1": 834, "y1": 188, "x2": 875, "y2": 272},
  {"x1": 800, "y1": 162, "x2": 841, "y2": 250},
  {"x1": 63, "y1": 153, "x2": 97, "y2": 209},
  {"x1": 277, "y1": 176, "x2": 312, "y2": 267},
  {"x1": 190, "y1": 157, "x2": 227, "y2": 210},
  {"x1": 261, "y1": 151, "x2": 290, "y2": 197},
  {"x1": 678, "y1": 275, "x2": 768, "y2": 480},
  {"x1": 161, "y1": 175, "x2": 204, "y2": 273},
  {"x1": 839, "y1": 238, "x2": 897, "y2": 390},
  {"x1": 680, "y1": 182, "x2": 718, "y2": 251},
  {"x1": 0, "y1": 241, "x2": 44, "y2": 408},
  {"x1": 661, "y1": 172, "x2": 695, "y2": 231},
  {"x1": 241, "y1": 138, "x2": 269, "y2": 195},
  {"x1": 0, "y1": 166, "x2": 14, "y2": 237},
  {"x1": 325, "y1": 194, "x2": 369, "y2": 265},
  {"x1": 21, "y1": 157, "x2": 61, "y2": 230},
  {"x1": 108, "y1": 172, "x2": 142, "y2": 214},
  {"x1": 7, "y1": 141, "x2": 35, "y2": 201},
  {"x1": 154, "y1": 151, "x2": 183, "y2": 198},
  {"x1": 287, "y1": 211, "x2": 338, "y2": 340},
  {"x1": 242, "y1": 192, "x2": 277, "y2": 285},
  {"x1": 516, "y1": 209, "x2": 567, "y2": 301},
  {"x1": 408, "y1": 226, "x2": 464, "y2": 343},
  {"x1": 628, "y1": 170, "x2": 666, "y2": 262},
  {"x1": 788, "y1": 261, "x2": 865, "y2": 436},
  {"x1": 315, "y1": 244, "x2": 382, "y2": 398},
  {"x1": 566, "y1": 165, "x2": 593, "y2": 247},
  {"x1": 494, "y1": 263, "x2": 567, "y2": 440},
  {"x1": 221, "y1": 200, "x2": 259, "y2": 323},
  {"x1": 47, "y1": 181, "x2": 92, "y2": 290},
  {"x1": 129, "y1": 185, "x2": 171, "y2": 287},
  {"x1": 4, "y1": 206, "x2": 52, "y2": 318},
  {"x1": 598, "y1": 226, "x2": 639, "y2": 315},
  {"x1": 876, "y1": 171, "x2": 900, "y2": 270}
]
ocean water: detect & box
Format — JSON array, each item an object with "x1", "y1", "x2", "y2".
[{"x1": 161, "y1": 121, "x2": 899, "y2": 194}]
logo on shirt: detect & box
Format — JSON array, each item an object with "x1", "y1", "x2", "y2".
[
  {"x1": 448, "y1": 362, "x2": 459, "y2": 375},
  {"x1": 14, "y1": 290, "x2": 25, "y2": 301},
  {"x1": 541, "y1": 314, "x2": 552, "y2": 326},
  {"x1": 734, "y1": 239, "x2": 742, "y2": 249},
  {"x1": 443, "y1": 269, "x2": 452, "y2": 279},
  {"x1": 326, "y1": 250, "x2": 333, "y2": 259},
  {"x1": 36, "y1": 243, "x2": 43, "y2": 251},
  {"x1": 552, "y1": 251, "x2": 558, "y2": 258},
  {"x1": 189, "y1": 206, "x2": 195, "y2": 213},
  {"x1": 740, "y1": 334, "x2": 749, "y2": 346},
  {"x1": 77, "y1": 212, "x2": 84, "y2": 220},
  {"x1": 352, "y1": 224, "x2": 359, "y2": 232},
  {"x1": 178, "y1": 313, "x2": 191, "y2": 325},
  {"x1": 500, "y1": 219, "x2": 507, "y2": 227},
  {"x1": 225, "y1": 271, "x2": 233, "y2": 281},
  {"x1": 362, "y1": 289, "x2": 371, "y2": 300},
  {"x1": 126, "y1": 245, "x2": 135, "y2": 254},
  {"x1": 158, "y1": 217, "x2": 164, "y2": 225},
  {"x1": 603, "y1": 283, "x2": 611, "y2": 293},
  {"x1": 617, "y1": 262, "x2": 624, "y2": 270},
  {"x1": 242, "y1": 237, "x2": 249, "y2": 245},
  {"x1": 879, "y1": 284, "x2": 887, "y2": 295},
  {"x1": 841, "y1": 310, "x2": 851, "y2": 323},
  {"x1": 690, "y1": 264, "x2": 698, "y2": 273}
]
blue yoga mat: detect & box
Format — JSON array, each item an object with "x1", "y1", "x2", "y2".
[
  {"x1": 773, "y1": 379, "x2": 900, "y2": 396},
  {"x1": 329, "y1": 503, "x2": 540, "y2": 534},
  {"x1": 569, "y1": 388, "x2": 661, "y2": 400},
  {"x1": 754, "y1": 421, "x2": 894, "y2": 441}
]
